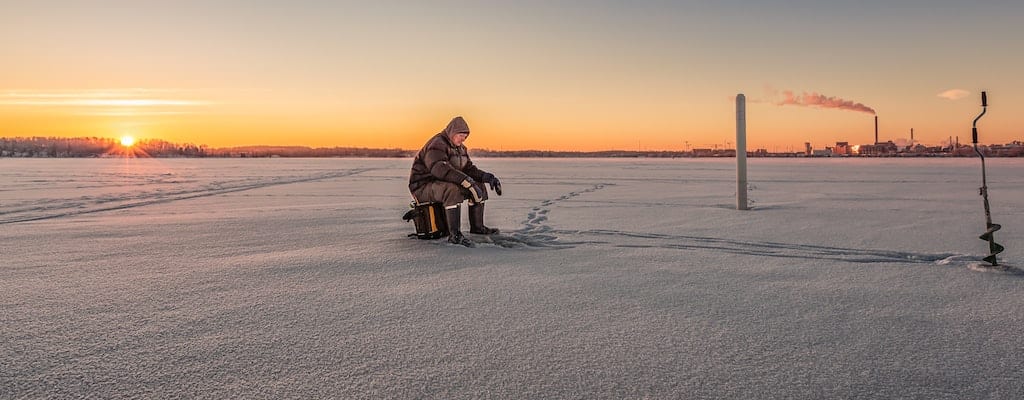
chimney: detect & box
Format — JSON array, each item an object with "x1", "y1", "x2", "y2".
[{"x1": 874, "y1": 115, "x2": 879, "y2": 144}]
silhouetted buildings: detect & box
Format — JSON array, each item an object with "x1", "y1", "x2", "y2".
[{"x1": 856, "y1": 141, "x2": 899, "y2": 156}]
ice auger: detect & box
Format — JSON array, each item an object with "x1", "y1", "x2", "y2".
[{"x1": 971, "y1": 91, "x2": 1004, "y2": 266}]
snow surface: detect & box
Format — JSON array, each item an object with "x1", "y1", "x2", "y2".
[{"x1": 1, "y1": 157, "x2": 1022, "y2": 399}]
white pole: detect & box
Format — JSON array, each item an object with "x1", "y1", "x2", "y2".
[{"x1": 736, "y1": 94, "x2": 748, "y2": 210}]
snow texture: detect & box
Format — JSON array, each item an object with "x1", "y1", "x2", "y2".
[{"x1": 2, "y1": 157, "x2": 1022, "y2": 399}]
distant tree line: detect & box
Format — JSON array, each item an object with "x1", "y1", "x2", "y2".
[
  {"x1": 470, "y1": 149, "x2": 688, "y2": 158},
  {"x1": 0, "y1": 137, "x2": 207, "y2": 158},
  {"x1": 0, "y1": 137, "x2": 413, "y2": 158},
  {"x1": 205, "y1": 147, "x2": 692, "y2": 158},
  {"x1": 206, "y1": 146, "x2": 412, "y2": 158},
  {"x1": 0, "y1": 137, "x2": 674, "y2": 158}
]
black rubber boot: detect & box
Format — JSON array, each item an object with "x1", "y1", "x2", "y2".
[
  {"x1": 469, "y1": 203, "x2": 499, "y2": 235},
  {"x1": 446, "y1": 205, "x2": 475, "y2": 247}
]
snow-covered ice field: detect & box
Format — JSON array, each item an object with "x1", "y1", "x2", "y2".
[{"x1": 2, "y1": 157, "x2": 1022, "y2": 399}]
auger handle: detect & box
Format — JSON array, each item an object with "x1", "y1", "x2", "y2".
[{"x1": 973, "y1": 91, "x2": 987, "y2": 144}]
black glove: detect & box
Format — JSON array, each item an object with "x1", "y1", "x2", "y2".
[
  {"x1": 461, "y1": 178, "x2": 488, "y2": 203},
  {"x1": 481, "y1": 173, "x2": 502, "y2": 196}
]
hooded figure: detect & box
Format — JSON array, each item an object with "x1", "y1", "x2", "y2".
[{"x1": 409, "y1": 116, "x2": 502, "y2": 247}]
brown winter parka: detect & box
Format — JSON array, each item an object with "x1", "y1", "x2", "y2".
[{"x1": 408, "y1": 117, "x2": 489, "y2": 194}]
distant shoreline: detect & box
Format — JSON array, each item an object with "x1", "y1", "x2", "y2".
[
  {"x1": 2, "y1": 137, "x2": 1022, "y2": 158},
  {"x1": 3, "y1": 153, "x2": 1022, "y2": 159}
]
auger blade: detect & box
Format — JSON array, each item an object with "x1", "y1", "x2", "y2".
[
  {"x1": 979, "y1": 241, "x2": 1005, "y2": 266},
  {"x1": 980, "y1": 223, "x2": 1002, "y2": 239}
]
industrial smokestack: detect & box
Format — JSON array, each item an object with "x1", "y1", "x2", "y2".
[{"x1": 874, "y1": 116, "x2": 879, "y2": 144}]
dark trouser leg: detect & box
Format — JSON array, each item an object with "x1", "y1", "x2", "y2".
[
  {"x1": 413, "y1": 181, "x2": 467, "y2": 208},
  {"x1": 445, "y1": 205, "x2": 474, "y2": 247},
  {"x1": 468, "y1": 203, "x2": 499, "y2": 235}
]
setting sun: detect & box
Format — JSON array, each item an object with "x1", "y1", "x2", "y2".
[{"x1": 120, "y1": 135, "x2": 136, "y2": 147}]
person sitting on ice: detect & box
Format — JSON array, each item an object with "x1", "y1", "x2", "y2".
[{"x1": 408, "y1": 116, "x2": 502, "y2": 247}]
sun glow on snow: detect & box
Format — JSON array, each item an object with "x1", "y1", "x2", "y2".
[{"x1": 120, "y1": 135, "x2": 136, "y2": 147}]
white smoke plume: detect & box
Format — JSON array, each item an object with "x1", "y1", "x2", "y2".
[{"x1": 777, "y1": 90, "x2": 875, "y2": 115}]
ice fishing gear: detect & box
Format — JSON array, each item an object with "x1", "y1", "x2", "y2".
[
  {"x1": 971, "y1": 91, "x2": 1004, "y2": 266},
  {"x1": 403, "y1": 202, "x2": 449, "y2": 240}
]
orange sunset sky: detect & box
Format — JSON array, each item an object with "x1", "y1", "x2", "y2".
[{"x1": 2, "y1": 1, "x2": 1023, "y2": 152}]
